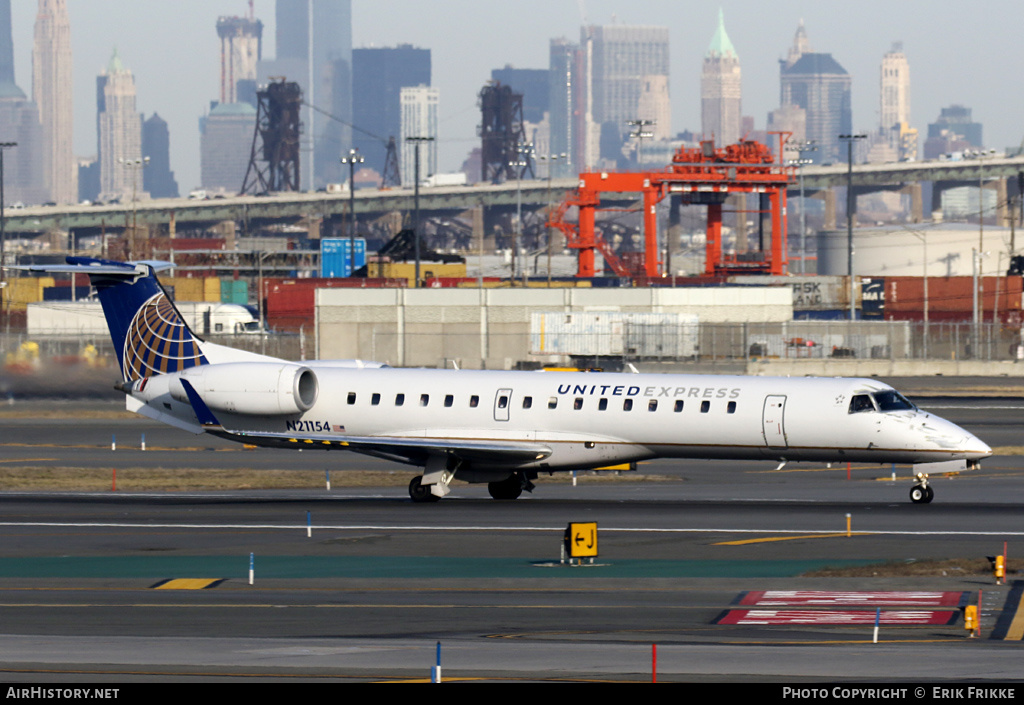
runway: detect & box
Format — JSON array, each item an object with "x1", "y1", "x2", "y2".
[{"x1": 0, "y1": 395, "x2": 1022, "y2": 682}]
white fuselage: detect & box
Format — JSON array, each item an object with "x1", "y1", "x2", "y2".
[{"x1": 133, "y1": 366, "x2": 990, "y2": 473}]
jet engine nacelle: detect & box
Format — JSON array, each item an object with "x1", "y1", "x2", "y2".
[{"x1": 169, "y1": 362, "x2": 318, "y2": 416}]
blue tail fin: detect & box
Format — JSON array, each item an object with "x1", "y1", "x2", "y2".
[{"x1": 64, "y1": 257, "x2": 208, "y2": 380}]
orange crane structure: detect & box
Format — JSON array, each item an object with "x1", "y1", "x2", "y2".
[{"x1": 548, "y1": 138, "x2": 797, "y2": 278}]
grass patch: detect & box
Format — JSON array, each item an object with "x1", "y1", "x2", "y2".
[
  {"x1": 0, "y1": 466, "x2": 676, "y2": 492},
  {"x1": 805, "y1": 558, "x2": 1008, "y2": 577}
]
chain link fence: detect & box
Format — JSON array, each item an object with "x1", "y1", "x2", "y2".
[{"x1": 353, "y1": 320, "x2": 1023, "y2": 369}]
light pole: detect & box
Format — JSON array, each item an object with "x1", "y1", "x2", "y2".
[
  {"x1": 119, "y1": 156, "x2": 149, "y2": 260},
  {"x1": 908, "y1": 230, "x2": 929, "y2": 358},
  {"x1": 340, "y1": 148, "x2": 364, "y2": 277},
  {"x1": 0, "y1": 141, "x2": 15, "y2": 336},
  {"x1": 840, "y1": 134, "x2": 867, "y2": 320},
  {"x1": 627, "y1": 119, "x2": 655, "y2": 167},
  {"x1": 965, "y1": 148, "x2": 996, "y2": 340},
  {"x1": 509, "y1": 142, "x2": 533, "y2": 284},
  {"x1": 405, "y1": 136, "x2": 434, "y2": 288},
  {"x1": 790, "y1": 141, "x2": 817, "y2": 274},
  {"x1": 538, "y1": 152, "x2": 567, "y2": 285}
]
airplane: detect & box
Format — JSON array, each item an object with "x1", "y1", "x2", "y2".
[{"x1": 11, "y1": 257, "x2": 991, "y2": 504}]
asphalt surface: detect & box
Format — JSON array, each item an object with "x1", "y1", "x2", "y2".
[{"x1": 0, "y1": 392, "x2": 1022, "y2": 684}]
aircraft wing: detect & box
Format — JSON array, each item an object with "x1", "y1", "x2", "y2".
[{"x1": 179, "y1": 379, "x2": 551, "y2": 467}]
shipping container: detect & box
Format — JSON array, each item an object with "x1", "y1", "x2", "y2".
[
  {"x1": 370, "y1": 262, "x2": 466, "y2": 285},
  {"x1": 730, "y1": 275, "x2": 852, "y2": 312},
  {"x1": 321, "y1": 238, "x2": 367, "y2": 278},
  {"x1": 4, "y1": 277, "x2": 56, "y2": 310},
  {"x1": 423, "y1": 277, "x2": 594, "y2": 288},
  {"x1": 883, "y1": 276, "x2": 1023, "y2": 322},
  {"x1": 220, "y1": 278, "x2": 248, "y2": 305},
  {"x1": 530, "y1": 312, "x2": 699, "y2": 359},
  {"x1": 42, "y1": 286, "x2": 91, "y2": 301},
  {"x1": 263, "y1": 277, "x2": 404, "y2": 331}
]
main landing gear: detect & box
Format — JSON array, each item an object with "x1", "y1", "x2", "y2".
[
  {"x1": 408, "y1": 471, "x2": 536, "y2": 502},
  {"x1": 408, "y1": 475, "x2": 440, "y2": 503},
  {"x1": 487, "y1": 472, "x2": 535, "y2": 500},
  {"x1": 910, "y1": 471, "x2": 934, "y2": 504}
]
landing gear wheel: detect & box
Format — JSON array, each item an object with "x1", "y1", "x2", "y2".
[
  {"x1": 488, "y1": 474, "x2": 523, "y2": 500},
  {"x1": 910, "y1": 484, "x2": 934, "y2": 504},
  {"x1": 409, "y1": 476, "x2": 440, "y2": 503}
]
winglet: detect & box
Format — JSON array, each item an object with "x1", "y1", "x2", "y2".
[{"x1": 179, "y1": 379, "x2": 223, "y2": 430}]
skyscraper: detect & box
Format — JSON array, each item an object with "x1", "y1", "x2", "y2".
[
  {"x1": 259, "y1": 0, "x2": 352, "y2": 189},
  {"x1": 217, "y1": 15, "x2": 263, "y2": 105},
  {"x1": 586, "y1": 24, "x2": 670, "y2": 146},
  {"x1": 352, "y1": 45, "x2": 430, "y2": 176},
  {"x1": 33, "y1": 0, "x2": 76, "y2": 204},
  {"x1": 923, "y1": 105, "x2": 982, "y2": 159},
  {"x1": 97, "y1": 48, "x2": 143, "y2": 201},
  {"x1": 547, "y1": 37, "x2": 588, "y2": 177},
  {"x1": 779, "y1": 23, "x2": 851, "y2": 163},
  {"x1": 879, "y1": 43, "x2": 916, "y2": 160},
  {"x1": 701, "y1": 9, "x2": 741, "y2": 146},
  {"x1": 0, "y1": 0, "x2": 45, "y2": 206},
  {"x1": 400, "y1": 85, "x2": 438, "y2": 188},
  {"x1": 200, "y1": 102, "x2": 257, "y2": 192},
  {"x1": 880, "y1": 43, "x2": 910, "y2": 135},
  {"x1": 142, "y1": 114, "x2": 179, "y2": 199}
]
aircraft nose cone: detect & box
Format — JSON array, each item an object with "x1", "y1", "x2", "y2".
[{"x1": 965, "y1": 433, "x2": 992, "y2": 459}]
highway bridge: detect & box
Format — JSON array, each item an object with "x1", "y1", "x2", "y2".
[{"x1": 4, "y1": 154, "x2": 1022, "y2": 237}]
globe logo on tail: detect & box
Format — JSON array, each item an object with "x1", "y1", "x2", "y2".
[{"x1": 122, "y1": 293, "x2": 208, "y2": 380}]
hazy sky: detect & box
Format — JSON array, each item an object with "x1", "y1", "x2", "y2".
[{"x1": 9, "y1": 0, "x2": 1024, "y2": 193}]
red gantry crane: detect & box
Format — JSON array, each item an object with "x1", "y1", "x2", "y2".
[{"x1": 548, "y1": 137, "x2": 797, "y2": 278}]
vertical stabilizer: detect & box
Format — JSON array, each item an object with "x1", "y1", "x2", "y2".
[{"x1": 65, "y1": 257, "x2": 208, "y2": 380}]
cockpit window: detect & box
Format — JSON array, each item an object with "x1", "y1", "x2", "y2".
[
  {"x1": 849, "y1": 394, "x2": 875, "y2": 414},
  {"x1": 872, "y1": 390, "x2": 916, "y2": 412}
]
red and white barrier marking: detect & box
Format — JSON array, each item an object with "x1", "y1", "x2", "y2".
[
  {"x1": 738, "y1": 591, "x2": 967, "y2": 607},
  {"x1": 715, "y1": 609, "x2": 958, "y2": 626}
]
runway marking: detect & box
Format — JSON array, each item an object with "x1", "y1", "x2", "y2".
[
  {"x1": 715, "y1": 533, "x2": 866, "y2": 545},
  {"x1": 715, "y1": 609, "x2": 959, "y2": 626},
  {"x1": 150, "y1": 579, "x2": 225, "y2": 590},
  {"x1": 2, "y1": 521, "x2": 1024, "y2": 538},
  {"x1": 990, "y1": 582, "x2": 1024, "y2": 640},
  {"x1": 738, "y1": 591, "x2": 968, "y2": 607}
]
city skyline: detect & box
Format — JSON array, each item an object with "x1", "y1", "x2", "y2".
[{"x1": 6, "y1": 0, "x2": 1023, "y2": 195}]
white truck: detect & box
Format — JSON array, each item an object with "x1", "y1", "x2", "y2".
[
  {"x1": 421, "y1": 173, "x2": 468, "y2": 188},
  {"x1": 27, "y1": 301, "x2": 262, "y2": 337}
]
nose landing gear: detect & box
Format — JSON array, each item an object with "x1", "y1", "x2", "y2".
[{"x1": 910, "y1": 472, "x2": 934, "y2": 504}]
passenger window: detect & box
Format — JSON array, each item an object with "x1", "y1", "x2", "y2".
[
  {"x1": 573, "y1": 397, "x2": 583, "y2": 410},
  {"x1": 523, "y1": 396, "x2": 532, "y2": 409},
  {"x1": 674, "y1": 400, "x2": 684, "y2": 412},
  {"x1": 648, "y1": 400, "x2": 658, "y2": 412},
  {"x1": 849, "y1": 394, "x2": 874, "y2": 414},
  {"x1": 623, "y1": 399, "x2": 633, "y2": 411},
  {"x1": 727, "y1": 401, "x2": 736, "y2": 414},
  {"x1": 598, "y1": 398, "x2": 608, "y2": 411},
  {"x1": 469, "y1": 395, "x2": 479, "y2": 408},
  {"x1": 420, "y1": 394, "x2": 429, "y2": 407},
  {"x1": 444, "y1": 394, "x2": 453, "y2": 407},
  {"x1": 700, "y1": 400, "x2": 710, "y2": 413},
  {"x1": 395, "y1": 393, "x2": 405, "y2": 406},
  {"x1": 371, "y1": 393, "x2": 380, "y2": 406},
  {"x1": 498, "y1": 395, "x2": 508, "y2": 409},
  {"x1": 548, "y1": 397, "x2": 557, "y2": 409},
  {"x1": 347, "y1": 392, "x2": 356, "y2": 405}
]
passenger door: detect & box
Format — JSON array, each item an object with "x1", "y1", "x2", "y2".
[{"x1": 762, "y1": 395, "x2": 788, "y2": 450}]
